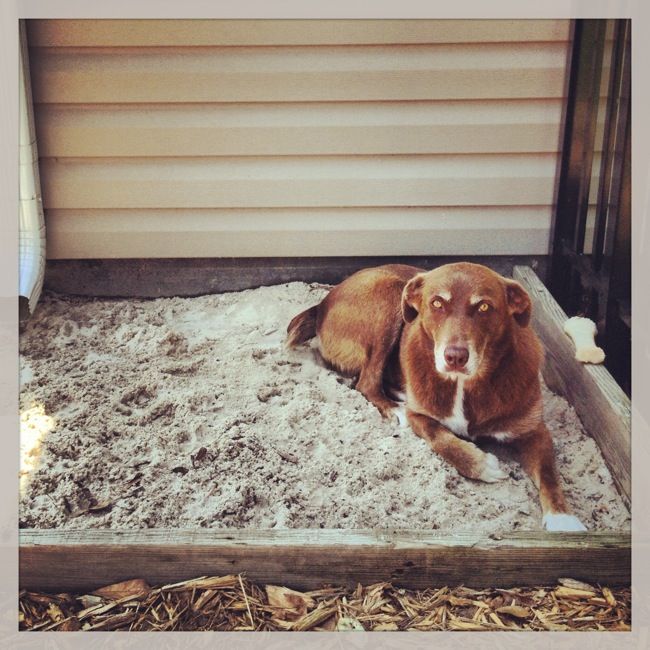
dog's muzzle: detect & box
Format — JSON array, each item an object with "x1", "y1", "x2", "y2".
[{"x1": 444, "y1": 345, "x2": 469, "y2": 371}]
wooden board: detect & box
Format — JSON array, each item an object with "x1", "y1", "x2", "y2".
[
  {"x1": 19, "y1": 529, "x2": 630, "y2": 593},
  {"x1": 514, "y1": 266, "x2": 631, "y2": 508},
  {"x1": 43, "y1": 256, "x2": 547, "y2": 298}
]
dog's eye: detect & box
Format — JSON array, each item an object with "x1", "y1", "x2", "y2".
[
  {"x1": 478, "y1": 302, "x2": 490, "y2": 313},
  {"x1": 432, "y1": 299, "x2": 443, "y2": 309}
]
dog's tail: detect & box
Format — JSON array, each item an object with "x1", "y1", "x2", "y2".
[{"x1": 286, "y1": 304, "x2": 318, "y2": 348}]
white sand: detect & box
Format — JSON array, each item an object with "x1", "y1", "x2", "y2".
[{"x1": 19, "y1": 283, "x2": 629, "y2": 533}]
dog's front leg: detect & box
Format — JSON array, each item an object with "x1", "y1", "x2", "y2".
[
  {"x1": 407, "y1": 411, "x2": 507, "y2": 482},
  {"x1": 514, "y1": 424, "x2": 587, "y2": 532}
]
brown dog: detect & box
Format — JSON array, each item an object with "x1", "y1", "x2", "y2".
[{"x1": 287, "y1": 263, "x2": 586, "y2": 532}]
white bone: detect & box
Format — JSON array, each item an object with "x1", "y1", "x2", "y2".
[{"x1": 562, "y1": 316, "x2": 605, "y2": 364}]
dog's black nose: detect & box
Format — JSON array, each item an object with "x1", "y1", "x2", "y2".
[{"x1": 444, "y1": 345, "x2": 469, "y2": 369}]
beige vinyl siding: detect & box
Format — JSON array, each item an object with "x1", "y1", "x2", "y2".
[
  {"x1": 46, "y1": 207, "x2": 552, "y2": 258},
  {"x1": 27, "y1": 19, "x2": 572, "y2": 47},
  {"x1": 30, "y1": 44, "x2": 569, "y2": 104},
  {"x1": 28, "y1": 19, "x2": 571, "y2": 260},
  {"x1": 36, "y1": 100, "x2": 566, "y2": 157},
  {"x1": 41, "y1": 155, "x2": 558, "y2": 209}
]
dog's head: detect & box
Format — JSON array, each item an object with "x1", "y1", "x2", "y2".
[{"x1": 401, "y1": 263, "x2": 531, "y2": 379}]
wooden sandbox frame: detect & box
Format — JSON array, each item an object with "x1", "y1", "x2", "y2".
[{"x1": 19, "y1": 266, "x2": 631, "y2": 593}]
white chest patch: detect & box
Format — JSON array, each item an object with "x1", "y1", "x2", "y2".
[{"x1": 440, "y1": 378, "x2": 469, "y2": 438}]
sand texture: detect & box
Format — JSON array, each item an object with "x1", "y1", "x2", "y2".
[{"x1": 19, "y1": 283, "x2": 630, "y2": 533}]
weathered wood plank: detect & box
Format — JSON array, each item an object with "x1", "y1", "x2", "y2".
[
  {"x1": 19, "y1": 529, "x2": 630, "y2": 593},
  {"x1": 514, "y1": 266, "x2": 631, "y2": 508},
  {"x1": 43, "y1": 256, "x2": 547, "y2": 298}
]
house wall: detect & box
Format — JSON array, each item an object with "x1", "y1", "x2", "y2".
[{"x1": 28, "y1": 19, "x2": 575, "y2": 259}]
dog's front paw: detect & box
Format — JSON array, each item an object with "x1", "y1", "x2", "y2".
[
  {"x1": 542, "y1": 512, "x2": 588, "y2": 532},
  {"x1": 477, "y1": 452, "x2": 508, "y2": 483}
]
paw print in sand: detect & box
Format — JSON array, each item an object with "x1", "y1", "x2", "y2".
[
  {"x1": 159, "y1": 331, "x2": 189, "y2": 357},
  {"x1": 116, "y1": 385, "x2": 158, "y2": 415}
]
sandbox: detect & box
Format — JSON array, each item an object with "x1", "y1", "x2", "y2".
[
  {"x1": 19, "y1": 267, "x2": 631, "y2": 591},
  {"x1": 19, "y1": 280, "x2": 629, "y2": 533}
]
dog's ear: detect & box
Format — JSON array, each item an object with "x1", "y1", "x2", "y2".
[
  {"x1": 401, "y1": 274, "x2": 425, "y2": 323},
  {"x1": 504, "y1": 279, "x2": 532, "y2": 327}
]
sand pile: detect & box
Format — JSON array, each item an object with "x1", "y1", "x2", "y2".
[{"x1": 19, "y1": 283, "x2": 629, "y2": 532}]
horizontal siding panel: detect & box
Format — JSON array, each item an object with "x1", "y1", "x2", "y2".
[
  {"x1": 30, "y1": 43, "x2": 568, "y2": 103},
  {"x1": 28, "y1": 19, "x2": 571, "y2": 47},
  {"x1": 40, "y1": 154, "x2": 558, "y2": 209},
  {"x1": 46, "y1": 207, "x2": 552, "y2": 258},
  {"x1": 36, "y1": 100, "x2": 564, "y2": 157}
]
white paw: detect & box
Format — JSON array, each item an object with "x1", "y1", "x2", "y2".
[
  {"x1": 478, "y1": 453, "x2": 508, "y2": 483},
  {"x1": 543, "y1": 513, "x2": 588, "y2": 532},
  {"x1": 392, "y1": 405, "x2": 408, "y2": 428}
]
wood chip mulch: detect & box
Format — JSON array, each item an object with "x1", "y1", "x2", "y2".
[{"x1": 19, "y1": 575, "x2": 631, "y2": 632}]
